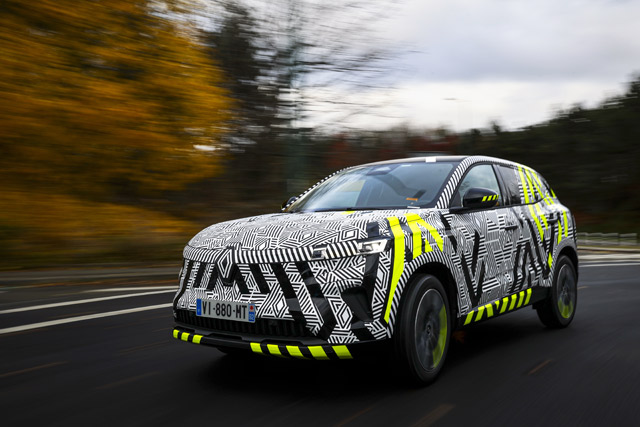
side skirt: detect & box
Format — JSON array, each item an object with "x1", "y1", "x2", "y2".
[{"x1": 457, "y1": 287, "x2": 549, "y2": 328}]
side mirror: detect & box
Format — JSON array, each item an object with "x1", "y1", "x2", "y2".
[
  {"x1": 461, "y1": 187, "x2": 499, "y2": 210},
  {"x1": 281, "y1": 196, "x2": 297, "y2": 210}
]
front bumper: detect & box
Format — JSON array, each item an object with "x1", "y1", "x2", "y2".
[
  {"x1": 173, "y1": 244, "x2": 393, "y2": 344},
  {"x1": 172, "y1": 325, "x2": 373, "y2": 360}
]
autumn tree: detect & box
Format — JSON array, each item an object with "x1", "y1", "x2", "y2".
[{"x1": 0, "y1": 0, "x2": 234, "y2": 199}]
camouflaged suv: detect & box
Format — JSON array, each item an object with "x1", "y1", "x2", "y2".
[{"x1": 172, "y1": 156, "x2": 578, "y2": 383}]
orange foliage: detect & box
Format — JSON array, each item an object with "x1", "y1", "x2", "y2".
[
  {"x1": 0, "y1": 0, "x2": 233, "y2": 195},
  {"x1": 0, "y1": 185, "x2": 199, "y2": 267}
]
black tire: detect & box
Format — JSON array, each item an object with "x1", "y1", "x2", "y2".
[
  {"x1": 393, "y1": 274, "x2": 451, "y2": 385},
  {"x1": 536, "y1": 255, "x2": 578, "y2": 328}
]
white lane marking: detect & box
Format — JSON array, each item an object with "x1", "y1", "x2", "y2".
[
  {"x1": 581, "y1": 263, "x2": 640, "y2": 268},
  {"x1": 580, "y1": 254, "x2": 640, "y2": 261},
  {"x1": 85, "y1": 286, "x2": 177, "y2": 293},
  {"x1": 0, "y1": 303, "x2": 172, "y2": 335},
  {"x1": 0, "y1": 290, "x2": 175, "y2": 314}
]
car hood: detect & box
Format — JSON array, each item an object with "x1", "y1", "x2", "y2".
[{"x1": 188, "y1": 209, "x2": 432, "y2": 251}]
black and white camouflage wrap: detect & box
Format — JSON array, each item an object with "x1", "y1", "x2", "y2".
[{"x1": 174, "y1": 156, "x2": 577, "y2": 344}]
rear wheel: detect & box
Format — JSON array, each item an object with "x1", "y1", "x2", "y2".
[
  {"x1": 536, "y1": 255, "x2": 577, "y2": 328},
  {"x1": 394, "y1": 274, "x2": 450, "y2": 384}
]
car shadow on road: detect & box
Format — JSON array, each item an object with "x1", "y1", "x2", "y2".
[
  {"x1": 196, "y1": 309, "x2": 558, "y2": 395},
  {"x1": 447, "y1": 310, "x2": 549, "y2": 364}
]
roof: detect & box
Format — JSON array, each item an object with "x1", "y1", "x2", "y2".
[{"x1": 357, "y1": 154, "x2": 520, "y2": 168}]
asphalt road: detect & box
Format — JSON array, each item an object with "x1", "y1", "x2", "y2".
[{"x1": 1, "y1": 256, "x2": 639, "y2": 426}]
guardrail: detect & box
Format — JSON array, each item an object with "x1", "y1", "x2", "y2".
[{"x1": 576, "y1": 232, "x2": 638, "y2": 247}]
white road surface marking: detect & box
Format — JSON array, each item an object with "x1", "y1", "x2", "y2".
[
  {"x1": 85, "y1": 286, "x2": 177, "y2": 293},
  {"x1": 581, "y1": 263, "x2": 640, "y2": 268},
  {"x1": 580, "y1": 254, "x2": 640, "y2": 261},
  {"x1": 1, "y1": 260, "x2": 636, "y2": 336},
  {"x1": 0, "y1": 290, "x2": 175, "y2": 314},
  {"x1": 0, "y1": 303, "x2": 172, "y2": 335}
]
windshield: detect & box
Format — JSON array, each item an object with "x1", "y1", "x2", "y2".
[{"x1": 287, "y1": 161, "x2": 457, "y2": 212}]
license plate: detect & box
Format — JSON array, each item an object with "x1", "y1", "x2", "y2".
[{"x1": 196, "y1": 299, "x2": 255, "y2": 323}]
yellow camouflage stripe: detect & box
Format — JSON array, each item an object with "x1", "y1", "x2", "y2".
[
  {"x1": 173, "y1": 329, "x2": 353, "y2": 360},
  {"x1": 535, "y1": 203, "x2": 549, "y2": 229},
  {"x1": 251, "y1": 343, "x2": 352, "y2": 360},
  {"x1": 384, "y1": 216, "x2": 405, "y2": 323},
  {"x1": 385, "y1": 214, "x2": 444, "y2": 323},
  {"x1": 528, "y1": 204, "x2": 545, "y2": 241},
  {"x1": 286, "y1": 345, "x2": 306, "y2": 359},
  {"x1": 531, "y1": 170, "x2": 554, "y2": 205},
  {"x1": 558, "y1": 215, "x2": 564, "y2": 245},
  {"x1": 525, "y1": 168, "x2": 543, "y2": 202},
  {"x1": 309, "y1": 346, "x2": 329, "y2": 360},
  {"x1": 406, "y1": 215, "x2": 433, "y2": 259},
  {"x1": 464, "y1": 289, "x2": 533, "y2": 325},
  {"x1": 172, "y1": 329, "x2": 204, "y2": 345},
  {"x1": 405, "y1": 213, "x2": 444, "y2": 252},
  {"x1": 267, "y1": 344, "x2": 284, "y2": 357},
  {"x1": 332, "y1": 345, "x2": 352, "y2": 359},
  {"x1": 518, "y1": 166, "x2": 531, "y2": 204}
]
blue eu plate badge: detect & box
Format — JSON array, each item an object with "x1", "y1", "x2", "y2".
[{"x1": 248, "y1": 304, "x2": 256, "y2": 322}]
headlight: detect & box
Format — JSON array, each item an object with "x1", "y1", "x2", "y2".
[{"x1": 311, "y1": 237, "x2": 389, "y2": 260}]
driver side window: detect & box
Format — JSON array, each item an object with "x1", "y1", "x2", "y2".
[{"x1": 451, "y1": 164, "x2": 502, "y2": 208}]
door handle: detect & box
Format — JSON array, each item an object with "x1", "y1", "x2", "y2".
[{"x1": 505, "y1": 224, "x2": 518, "y2": 231}]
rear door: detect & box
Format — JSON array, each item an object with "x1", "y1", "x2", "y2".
[
  {"x1": 495, "y1": 164, "x2": 538, "y2": 295},
  {"x1": 496, "y1": 164, "x2": 575, "y2": 291}
]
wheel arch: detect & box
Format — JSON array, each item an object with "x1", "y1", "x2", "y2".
[
  {"x1": 559, "y1": 245, "x2": 579, "y2": 280},
  {"x1": 404, "y1": 262, "x2": 459, "y2": 327}
]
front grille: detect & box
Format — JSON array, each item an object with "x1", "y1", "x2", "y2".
[{"x1": 175, "y1": 309, "x2": 313, "y2": 338}]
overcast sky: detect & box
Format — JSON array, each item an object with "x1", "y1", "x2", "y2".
[{"x1": 339, "y1": 0, "x2": 640, "y2": 131}]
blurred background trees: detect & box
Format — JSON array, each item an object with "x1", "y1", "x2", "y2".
[
  {"x1": 0, "y1": 0, "x2": 233, "y2": 266},
  {"x1": 199, "y1": 0, "x2": 400, "y2": 200},
  {"x1": 460, "y1": 76, "x2": 640, "y2": 233},
  {"x1": 0, "y1": 0, "x2": 638, "y2": 269},
  {"x1": 0, "y1": 0, "x2": 232, "y2": 199}
]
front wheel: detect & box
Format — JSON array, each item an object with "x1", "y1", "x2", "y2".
[
  {"x1": 394, "y1": 274, "x2": 451, "y2": 385},
  {"x1": 536, "y1": 255, "x2": 578, "y2": 328}
]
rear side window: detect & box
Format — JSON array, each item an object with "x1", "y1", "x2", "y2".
[
  {"x1": 518, "y1": 166, "x2": 549, "y2": 203},
  {"x1": 496, "y1": 165, "x2": 522, "y2": 205},
  {"x1": 499, "y1": 164, "x2": 552, "y2": 205}
]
